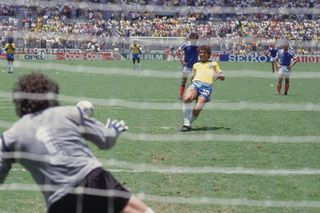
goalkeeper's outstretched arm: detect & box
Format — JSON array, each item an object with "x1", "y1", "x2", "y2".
[{"x1": 79, "y1": 111, "x2": 128, "y2": 150}]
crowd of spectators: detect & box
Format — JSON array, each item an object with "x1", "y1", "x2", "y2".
[
  {"x1": 44, "y1": 0, "x2": 316, "y2": 8},
  {"x1": 0, "y1": 0, "x2": 319, "y2": 55}
]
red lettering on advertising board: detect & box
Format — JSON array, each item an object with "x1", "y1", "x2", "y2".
[
  {"x1": 297, "y1": 56, "x2": 320, "y2": 63},
  {"x1": 56, "y1": 53, "x2": 65, "y2": 60},
  {"x1": 54, "y1": 52, "x2": 123, "y2": 61},
  {"x1": 102, "y1": 52, "x2": 112, "y2": 60},
  {"x1": 85, "y1": 53, "x2": 102, "y2": 60},
  {"x1": 0, "y1": 54, "x2": 6, "y2": 60}
]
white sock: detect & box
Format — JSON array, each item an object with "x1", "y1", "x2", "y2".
[
  {"x1": 182, "y1": 103, "x2": 192, "y2": 126},
  {"x1": 138, "y1": 63, "x2": 141, "y2": 70}
]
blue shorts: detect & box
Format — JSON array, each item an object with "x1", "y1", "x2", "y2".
[
  {"x1": 132, "y1": 53, "x2": 140, "y2": 60},
  {"x1": 191, "y1": 81, "x2": 213, "y2": 101},
  {"x1": 7, "y1": 54, "x2": 14, "y2": 61}
]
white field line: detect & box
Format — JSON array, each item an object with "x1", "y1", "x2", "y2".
[
  {"x1": 12, "y1": 61, "x2": 320, "y2": 79},
  {"x1": 1, "y1": 183, "x2": 320, "y2": 208},
  {"x1": 10, "y1": 166, "x2": 320, "y2": 176},
  {"x1": 143, "y1": 194, "x2": 320, "y2": 208},
  {"x1": 1, "y1": 91, "x2": 320, "y2": 112},
  {"x1": 122, "y1": 133, "x2": 320, "y2": 143},
  {"x1": 0, "y1": 107, "x2": 14, "y2": 110},
  {"x1": 104, "y1": 161, "x2": 320, "y2": 176},
  {"x1": 8, "y1": 158, "x2": 320, "y2": 176},
  {"x1": 1, "y1": 119, "x2": 319, "y2": 143}
]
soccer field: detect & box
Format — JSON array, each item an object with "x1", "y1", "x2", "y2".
[{"x1": 0, "y1": 60, "x2": 320, "y2": 213}]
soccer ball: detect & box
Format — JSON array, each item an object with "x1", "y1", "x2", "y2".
[{"x1": 77, "y1": 100, "x2": 94, "y2": 117}]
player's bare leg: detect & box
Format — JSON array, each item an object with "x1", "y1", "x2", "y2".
[
  {"x1": 137, "y1": 58, "x2": 141, "y2": 71},
  {"x1": 271, "y1": 61, "x2": 276, "y2": 73},
  {"x1": 191, "y1": 96, "x2": 207, "y2": 124},
  {"x1": 132, "y1": 59, "x2": 136, "y2": 71},
  {"x1": 284, "y1": 78, "x2": 290, "y2": 95},
  {"x1": 276, "y1": 77, "x2": 283, "y2": 95},
  {"x1": 178, "y1": 77, "x2": 187, "y2": 100},
  {"x1": 121, "y1": 196, "x2": 154, "y2": 213}
]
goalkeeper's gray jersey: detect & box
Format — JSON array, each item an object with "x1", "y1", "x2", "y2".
[{"x1": 0, "y1": 106, "x2": 118, "y2": 208}]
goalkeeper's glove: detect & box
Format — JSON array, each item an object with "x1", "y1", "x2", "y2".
[{"x1": 106, "y1": 119, "x2": 128, "y2": 136}]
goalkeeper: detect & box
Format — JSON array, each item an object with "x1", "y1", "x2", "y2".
[{"x1": 0, "y1": 73, "x2": 154, "y2": 213}]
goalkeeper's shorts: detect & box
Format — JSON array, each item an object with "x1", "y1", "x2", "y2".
[{"x1": 48, "y1": 167, "x2": 131, "y2": 213}]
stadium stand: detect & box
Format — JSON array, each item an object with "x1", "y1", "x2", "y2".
[{"x1": 0, "y1": 1, "x2": 319, "y2": 54}]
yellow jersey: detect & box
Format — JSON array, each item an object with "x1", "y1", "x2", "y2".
[
  {"x1": 5, "y1": 43, "x2": 15, "y2": 54},
  {"x1": 130, "y1": 44, "x2": 141, "y2": 54},
  {"x1": 192, "y1": 61, "x2": 222, "y2": 85}
]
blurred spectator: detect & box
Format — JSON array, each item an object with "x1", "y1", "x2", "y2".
[{"x1": 0, "y1": 1, "x2": 319, "y2": 54}]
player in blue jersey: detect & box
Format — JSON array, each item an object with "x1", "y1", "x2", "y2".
[
  {"x1": 177, "y1": 32, "x2": 199, "y2": 99},
  {"x1": 268, "y1": 43, "x2": 278, "y2": 73},
  {"x1": 275, "y1": 40, "x2": 298, "y2": 95}
]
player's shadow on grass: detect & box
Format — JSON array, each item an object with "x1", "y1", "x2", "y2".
[{"x1": 191, "y1": 126, "x2": 231, "y2": 131}]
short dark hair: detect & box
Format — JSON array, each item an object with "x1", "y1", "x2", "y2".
[
  {"x1": 198, "y1": 45, "x2": 211, "y2": 56},
  {"x1": 7, "y1": 37, "x2": 13, "y2": 43},
  {"x1": 188, "y1": 32, "x2": 199, "y2": 40},
  {"x1": 13, "y1": 73, "x2": 60, "y2": 117}
]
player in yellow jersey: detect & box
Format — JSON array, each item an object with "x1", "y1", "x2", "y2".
[
  {"x1": 130, "y1": 41, "x2": 142, "y2": 71},
  {"x1": 4, "y1": 37, "x2": 16, "y2": 74},
  {"x1": 181, "y1": 45, "x2": 225, "y2": 132}
]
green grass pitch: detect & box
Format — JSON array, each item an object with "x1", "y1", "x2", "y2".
[{"x1": 0, "y1": 59, "x2": 320, "y2": 213}]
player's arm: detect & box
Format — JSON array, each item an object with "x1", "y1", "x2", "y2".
[
  {"x1": 275, "y1": 52, "x2": 281, "y2": 70},
  {"x1": 177, "y1": 48, "x2": 185, "y2": 65},
  {"x1": 275, "y1": 60, "x2": 280, "y2": 70},
  {"x1": 289, "y1": 55, "x2": 298, "y2": 69},
  {"x1": 212, "y1": 63, "x2": 225, "y2": 81},
  {"x1": 75, "y1": 108, "x2": 127, "y2": 150},
  {"x1": 214, "y1": 72, "x2": 225, "y2": 81},
  {"x1": 0, "y1": 135, "x2": 13, "y2": 184}
]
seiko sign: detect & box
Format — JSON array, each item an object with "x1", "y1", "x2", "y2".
[{"x1": 228, "y1": 55, "x2": 269, "y2": 62}]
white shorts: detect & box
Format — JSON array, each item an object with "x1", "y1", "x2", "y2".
[
  {"x1": 278, "y1": 66, "x2": 291, "y2": 78},
  {"x1": 181, "y1": 66, "x2": 192, "y2": 78},
  {"x1": 270, "y1": 57, "x2": 276, "y2": 62}
]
